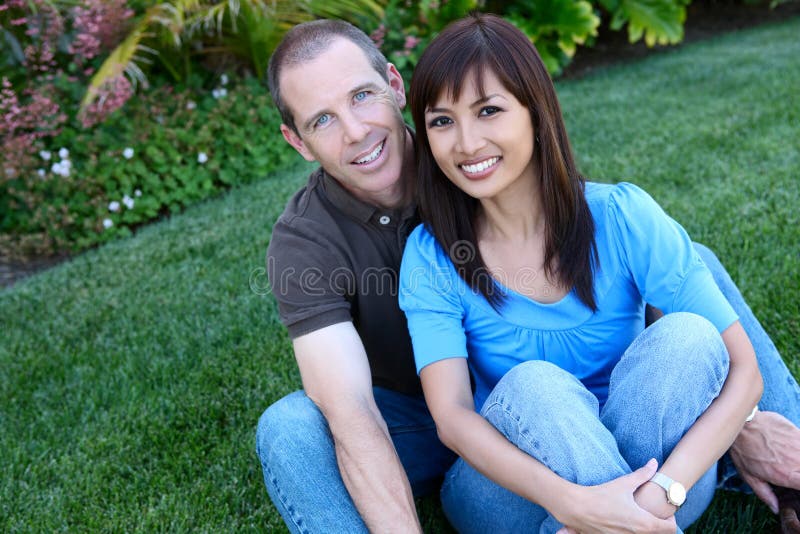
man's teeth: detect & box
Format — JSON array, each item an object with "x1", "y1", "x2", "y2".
[
  {"x1": 355, "y1": 142, "x2": 384, "y2": 164},
  {"x1": 460, "y1": 157, "x2": 499, "y2": 174}
]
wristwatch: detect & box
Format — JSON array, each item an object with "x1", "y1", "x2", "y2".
[{"x1": 649, "y1": 472, "x2": 687, "y2": 508}]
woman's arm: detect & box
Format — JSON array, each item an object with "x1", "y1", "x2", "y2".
[
  {"x1": 634, "y1": 320, "x2": 763, "y2": 518},
  {"x1": 422, "y1": 358, "x2": 676, "y2": 533}
]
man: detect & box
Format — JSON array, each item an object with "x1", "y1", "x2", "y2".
[{"x1": 256, "y1": 19, "x2": 800, "y2": 533}]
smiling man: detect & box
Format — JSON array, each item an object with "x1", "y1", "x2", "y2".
[
  {"x1": 255, "y1": 18, "x2": 800, "y2": 534},
  {"x1": 256, "y1": 20, "x2": 456, "y2": 534}
]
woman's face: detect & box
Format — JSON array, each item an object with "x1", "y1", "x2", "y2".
[{"x1": 424, "y1": 69, "x2": 536, "y2": 200}]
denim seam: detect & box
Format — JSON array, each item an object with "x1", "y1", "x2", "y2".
[
  {"x1": 484, "y1": 398, "x2": 540, "y2": 454},
  {"x1": 263, "y1": 458, "x2": 310, "y2": 534}
]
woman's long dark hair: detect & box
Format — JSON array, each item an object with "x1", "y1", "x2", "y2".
[{"x1": 409, "y1": 12, "x2": 598, "y2": 311}]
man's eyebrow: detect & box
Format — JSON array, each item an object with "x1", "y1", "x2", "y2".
[
  {"x1": 353, "y1": 82, "x2": 381, "y2": 94},
  {"x1": 426, "y1": 93, "x2": 504, "y2": 114}
]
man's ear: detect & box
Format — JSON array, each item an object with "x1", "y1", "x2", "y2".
[
  {"x1": 280, "y1": 124, "x2": 316, "y2": 162},
  {"x1": 386, "y1": 63, "x2": 406, "y2": 109}
]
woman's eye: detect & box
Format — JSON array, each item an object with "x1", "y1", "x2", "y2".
[
  {"x1": 479, "y1": 106, "x2": 500, "y2": 116},
  {"x1": 428, "y1": 116, "x2": 452, "y2": 128}
]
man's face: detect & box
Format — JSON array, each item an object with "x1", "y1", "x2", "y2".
[{"x1": 279, "y1": 38, "x2": 409, "y2": 206}]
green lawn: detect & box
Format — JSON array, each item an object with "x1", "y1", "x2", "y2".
[{"x1": 2, "y1": 17, "x2": 799, "y2": 533}]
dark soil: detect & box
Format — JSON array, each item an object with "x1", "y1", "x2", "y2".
[{"x1": 3, "y1": 1, "x2": 799, "y2": 289}]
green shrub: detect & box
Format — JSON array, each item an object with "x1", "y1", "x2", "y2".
[
  {"x1": 1, "y1": 77, "x2": 295, "y2": 256},
  {"x1": 370, "y1": 0, "x2": 693, "y2": 80}
]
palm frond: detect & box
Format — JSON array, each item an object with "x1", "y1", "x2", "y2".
[{"x1": 80, "y1": 10, "x2": 157, "y2": 112}]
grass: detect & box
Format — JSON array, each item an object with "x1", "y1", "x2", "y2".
[{"x1": 2, "y1": 16, "x2": 799, "y2": 533}]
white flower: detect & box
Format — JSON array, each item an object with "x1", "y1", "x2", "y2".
[
  {"x1": 197, "y1": 152, "x2": 208, "y2": 164},
  {"x1": 40, "y1": 150, "x2": 51, "y2": 161},
  {"x1": 134, "y1": 189, "x2": 142, "y2": 197},
  {"x1": 103, "y1": 218, "x2": 113, "y2": 229},
  {"x1": 122, "y1": 195, "x2": 134, "y2": 209},
  {"x1": 186, "y1": 100, "x2": 197, "y2": 110},
  {"x1": 123, "y1": 147, "x2": 134, "y2": 159},
  {"x1": 108, "y1": 200, "x2": 121, "y2": 212},
  {"x1": 51, "y1": 162, "x2": 70, "y2": 177},
  {"x1": 37, "y1": 168, "x2": 46, "y2": 176},
  {"x1": 59, "y1": 148, "x2": 69, "y2": 159},
  {"x1": 220, "y1": 73, "x2": 229, "y2": 85},
  {"x1": 212, "y1": 88, "x2": 227, "y2": 99},
  {"x1": 61, "y1": 159, "x2": 71, "y2": 168}
]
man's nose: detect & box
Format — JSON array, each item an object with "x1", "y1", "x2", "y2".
[{"x1": 341, "y1": 110, "x2": 369, "y2": 144}]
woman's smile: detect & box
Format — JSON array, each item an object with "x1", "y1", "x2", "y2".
[{"x1": 459, "y1": 156, "x2": 501, "y2": 180}]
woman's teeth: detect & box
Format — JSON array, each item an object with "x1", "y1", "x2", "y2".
[{"x1": 460, "y1": 157, "x2": 499, "y2": 174}]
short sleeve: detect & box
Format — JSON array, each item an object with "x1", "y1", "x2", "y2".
[
  {"x1": 267, "y1": 217, "x2": 353, "y2": 338},
  {"x1": 607, "y1": 182, "x2": 738, "y2": 333},
  {"x1": 399, "y1": 225, "x2": 468, "y2": 373}
]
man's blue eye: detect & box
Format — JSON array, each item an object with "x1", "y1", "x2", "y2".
[
  {"x1": 354, "y1": 91, "x2": 368, "y2": 101},
  {"x1": 316, "y1": 114, "x2": 330, "y2": 127}
]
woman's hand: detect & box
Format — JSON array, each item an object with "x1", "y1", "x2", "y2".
[{"x1": 555, "y1": 459, "x2": 678, "y2": 534}]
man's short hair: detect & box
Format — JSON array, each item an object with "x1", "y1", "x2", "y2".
[{"x1": 268, "y1": 19, "x2": 390, "y2": 135}]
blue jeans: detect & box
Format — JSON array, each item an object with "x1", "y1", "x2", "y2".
[
  {"x1": 441, "y1": 313, "x2": 726, "y2": 534},
  {"x1": 255, "y1": 243, "x2": 800, "y2": 531},
  {"x1": 255, "y1": 387, "x2": 456, "y2": 533},
  {"x1": 441, "y1": 245, "x2": 800, "y2": 533}
]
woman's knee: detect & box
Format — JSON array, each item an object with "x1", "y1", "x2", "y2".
[
  {"x1": 481, "y1": 360, "x2": 601, "y2": 446},
  {"x1": 640, "y1": 312, "x2": 728, "y2": 374},
  {"x1": 486, "y1": 360, "x2": 590, "y2": 413}
]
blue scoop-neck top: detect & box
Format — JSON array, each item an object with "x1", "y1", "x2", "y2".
[{"x1": 399, "y1": 182, "x2": 737, "y2": 410}]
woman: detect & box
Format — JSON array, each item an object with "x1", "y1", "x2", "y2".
[{"x1": 398, "y1": 13, "x2": 763, "y2": 533}]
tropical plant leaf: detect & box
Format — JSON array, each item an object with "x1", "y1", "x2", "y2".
[
  {"x1": 80, "y1": 11, "x2": 156, "y2": 112},
  {"x1": 419, "y1": 0, "x2": 478, "y2": 32},
  {"x1": 507, "y1": 0, "x2": 599, "y2": 74},
  {"x1": 1, "y1": 28, "x2": 26, "y2": 66},
  {"x1": 304, "y1": 0, "x2": 384, "y2": 26},
  {"x1": 610, "y1": 0, "x2": 686, "y2": 46},
  {"x1": 83, "y1": 0, "x2": 391, "y2": 109}
]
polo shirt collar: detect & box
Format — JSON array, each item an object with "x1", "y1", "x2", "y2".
[{"x1": 321, "y1": 169, "x2": 378, "y2": 223}]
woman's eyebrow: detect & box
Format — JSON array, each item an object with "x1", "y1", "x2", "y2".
[{"x1": 426, "y1": 93, "x2": 504, "y2": 114}]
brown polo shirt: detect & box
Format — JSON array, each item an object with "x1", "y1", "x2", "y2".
[{"x1": 267, "y1": 167, "x2": 422, "y2": 396}]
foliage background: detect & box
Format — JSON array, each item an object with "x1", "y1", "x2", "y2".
[{"x1": 1, "y1": 0, "x2": 725, "y2": 259}]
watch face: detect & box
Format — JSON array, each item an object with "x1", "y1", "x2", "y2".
[{"x1": 668, "y1": 482, "x2": 687, "y2": 506}]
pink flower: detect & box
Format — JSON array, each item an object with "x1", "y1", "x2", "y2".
[
  {"x1": 404, "y1": 36, "x2": 421, "y2": 50},
  {"x1": 370, "y1": 24, "x2": 386, "y2": 50},
  {"x1": 80, "y1": 75, "x2": 133, "y2": 128},
  {"x1": 69, "y1": 0, "x2": 134, "y2": 63}
]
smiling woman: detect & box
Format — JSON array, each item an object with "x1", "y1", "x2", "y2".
[{"x1": 396, "y1": 12, "x2": 800, "y2": 534}]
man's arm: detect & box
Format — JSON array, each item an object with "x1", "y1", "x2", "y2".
[
  {"x1": 293, "y1": 321, "x2": 421, "y2": 533},
  {"x1": 729, "y1": 410, "x2": 800, "y2": 513}
]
